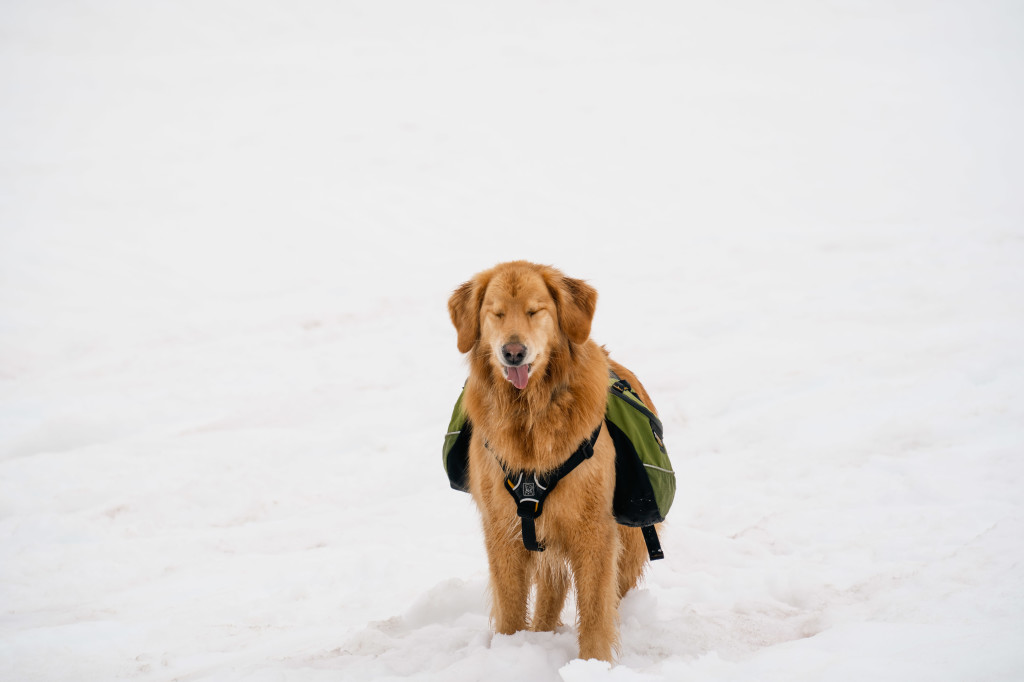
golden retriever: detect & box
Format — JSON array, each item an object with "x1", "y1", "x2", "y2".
[{"x1": 447, "y1": 260, "x2": 656, "y2": 662}]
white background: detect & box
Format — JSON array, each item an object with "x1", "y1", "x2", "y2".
[{"x1": 2, "y1": 2, "x2": 1023, "y2": 680}]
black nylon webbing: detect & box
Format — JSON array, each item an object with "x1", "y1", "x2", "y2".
[
  {"x1": 501, "y1": 424, "x2": 602, "y2": 552},
  {"x1": 641, "y1": 524, "x2": 664, "y2": 561}
]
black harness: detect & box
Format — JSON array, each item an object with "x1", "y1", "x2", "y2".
[
  {"x1": 493, "y1": 425, "x2": 602, "y2": 553},
  {"x1": 489, "y1": 423, "x2": 665, "y2": 560}
]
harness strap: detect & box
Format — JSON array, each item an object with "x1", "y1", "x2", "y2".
[
  {"x1": 500, "y1": 424, "x2": 603, "y2": 552},
  {"x1": 641, "y1": 524, "x2": 664, "y2": 561}
]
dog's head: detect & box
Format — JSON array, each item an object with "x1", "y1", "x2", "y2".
[{"x1": 448, "y1": 261, "x2": 597, "y2": 390}]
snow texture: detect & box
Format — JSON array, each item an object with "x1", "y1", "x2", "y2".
[{"x1": 2, "y1": 1, "x2": 1024, "y2": 680}]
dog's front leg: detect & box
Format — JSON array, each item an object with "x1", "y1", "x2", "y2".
[
  {"x1": 483, "y1": 518, "x2": 531, "y2": 635},
  {"x1": 531, "y1": 555, "x2": 570, "y2": 632},
  {"x1": 568, "y1": 525, "x2": 619, "y2": 662}
]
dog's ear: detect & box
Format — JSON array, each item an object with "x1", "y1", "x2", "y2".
[
  {"x1": 448, "y1": 278, "x2": 483, "y2": 353},
  {"x1": 548, "y1": 274, "x2": 597, "y2": 345}
]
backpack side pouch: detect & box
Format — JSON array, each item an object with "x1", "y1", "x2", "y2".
[
  {"x1": 606, "y1": 375, "x2": 676, "y2": 526},
  {"x1": 443, "y1": 388, "x2": 472, "y2": 492}
]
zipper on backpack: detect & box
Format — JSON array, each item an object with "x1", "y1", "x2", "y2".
[{"x1": 608, "y1": 382, "x2": 664, "y2": 440}]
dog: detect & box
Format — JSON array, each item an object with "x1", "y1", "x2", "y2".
[{"x1": 447, "y1": 260, "x2": 657, "y2": 662}]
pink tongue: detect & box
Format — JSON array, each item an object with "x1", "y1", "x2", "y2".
[{"x1": 508, "y1": 365, "x2": 530, "y2": 389}]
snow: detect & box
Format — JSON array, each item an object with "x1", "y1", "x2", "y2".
[{"x1": 2, "y1": 1, "x2": 1024, "y2": 680}]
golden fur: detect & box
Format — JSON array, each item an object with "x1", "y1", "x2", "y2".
[{"x1": 447, "y1": 260, "x2": 656, "y2": 662}]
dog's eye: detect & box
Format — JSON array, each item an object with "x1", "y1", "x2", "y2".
[
  {"x1": 527, "y1": 310, "x2": 538, "y2": 317},
  {"x1": 494, "y1": 312, "x2": 505, "y2": 319}
]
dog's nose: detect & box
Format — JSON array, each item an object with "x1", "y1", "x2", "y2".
[{"x1": 501, "y1": 342, "x2": 527, "y2": 366}]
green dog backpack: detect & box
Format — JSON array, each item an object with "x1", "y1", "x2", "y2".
[{"x1": 442, "y1": 370, "x2": 675, "y2": 559}]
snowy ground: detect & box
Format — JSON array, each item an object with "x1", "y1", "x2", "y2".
[{"x1": 2, "y1": 1, "x2": 1024, "y2": 680}]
